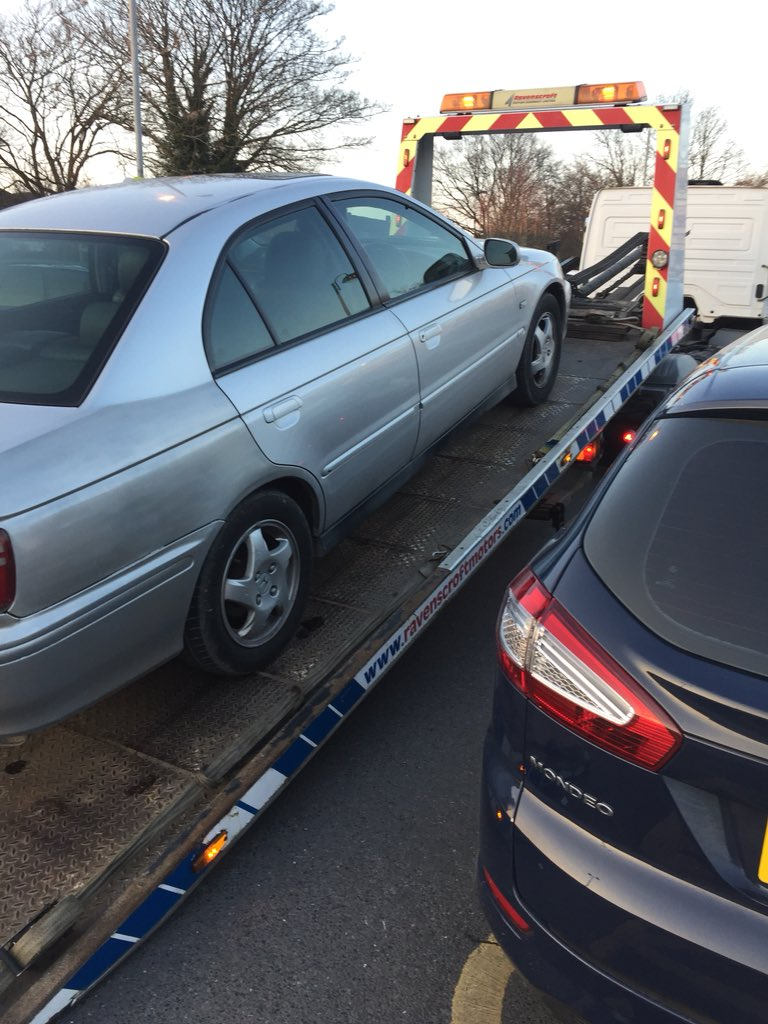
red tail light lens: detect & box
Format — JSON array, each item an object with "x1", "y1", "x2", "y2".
[
  {"x1": 498, "y1": 569, "x2": 681, "y2": 770},
  {"x1": 0, "y1": 530, "x2": 15, "y2": 613}
]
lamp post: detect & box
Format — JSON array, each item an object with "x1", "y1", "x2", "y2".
[{"x1": 127, "y1": 0, "x2": 144, "y2": 177}]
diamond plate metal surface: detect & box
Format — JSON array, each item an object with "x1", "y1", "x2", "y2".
[
  {"x1": 72, "y1": 667, "x2": 302, "y2": 776},
  {"x1": 439, "y1": 402, "x2": 575, "y2": 465},
  {"x1": 352, "y1": 494, "x2": 475, "y2": 553},
  {"x1": 312, "y1": 539, "x2": 428, "y2": 610},
  {"x1": 0, "y1": 728, "x2": 196, "y2": 947},
  {"x1": 549, "y1": 373, "x2": 605, "y2": 405},
  {"x1": 561, "y1": 335, "x2": 639, "y2": 377},
  {"x1": 400, "y1": 455, "x2": 515, "y2": 508},
  {"x1": 69, "y1": 660, "x2": 212, "y2": 750},
  {"x1": 266, "y1": 598, "x2": 375, "y2": 689}
]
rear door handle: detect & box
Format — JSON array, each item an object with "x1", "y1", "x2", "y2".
[
  {"x1": 419, "y1": 323, "x2": 442, "y2": 343},
  {"x1": 263, "y1": 396, "x2": 303, "y2": 423}
]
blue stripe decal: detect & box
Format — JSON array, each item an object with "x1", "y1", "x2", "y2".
[
  {"x1": 67, "y1": 937, "x2": 134, "y2": 991},
  {"x1": 532, "y1": 476, "x2": 549, "y2": 499},
  {"x1": 274, "y1": 736, "x2": 315, "y2": 777},
  {"x1": 302, "y1": 706, "x2": 344, "y2": 747},
  {"x1": 521, "y1": 488, "x2": 538, "y2": 511},
  {"x1": 119, "y1": 886, "x2": 183, "y2": 942},
  {"x1": 237, "y1": 798, "x2": 260, "y2": 815},
  {"x1": 162, "y1": 859, "x2": 197, "y2": 894},
  {"x1": 331, "y1": 679, "x2": 367, "y2": 715}
]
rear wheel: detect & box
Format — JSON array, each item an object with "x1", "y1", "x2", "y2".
[
  {"x1": 184, "y1": 490, "x2": 312, "y2": 675},
  {"x1": 511, "y1": 294, "x2": 562, "y2": 405}
]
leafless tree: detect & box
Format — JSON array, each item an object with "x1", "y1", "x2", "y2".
[
  {"x1": 688, "y1": 104, "x2": 748, "y2": 183},
  {"x1": 590, "y1": 129, "x2": 654, "y2": 187},
  {"x1": 548, "y1": 157, "x2": 611, "y2": 261},
  {"x1": 0, "y1": 0, "x2": 127, "y2": 194},
  {"x1": 735, "y1": 168, "x2": 768, "y2": 187},
  {"x1": 433, "y1": 134, "x2": 561, "y2": 245},
  {"x1": 83, "y1": 0, "x2": 384, "y2": 176}
]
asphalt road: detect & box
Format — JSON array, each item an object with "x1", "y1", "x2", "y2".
[{"x1": 60, "y1": 479, "x2": 594, "y2": 1024}]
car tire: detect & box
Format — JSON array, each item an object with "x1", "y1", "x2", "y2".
[
  {"x1": 184, "y1": 490, "x2": 312, "y2": 675},
  {"x1": 510, "y1": 294, "x2": 562, "y2": 405}
]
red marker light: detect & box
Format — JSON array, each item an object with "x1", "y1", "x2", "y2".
[
  {"x1": 576, "y1": 442, "x2": 598, "y2": 463},
  {"x1": 622, "y1": 430, "x2": 636, "y2": 444},
  {"x1": 482, "y1": 866, "x2": 532, "y2": 933}
]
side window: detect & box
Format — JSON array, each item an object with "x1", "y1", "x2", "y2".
[
  {"x1": 333, "y1": 197, "x2": 474, "y2": 299},
  {"x1": 206, "y1": 264, "x2": 274, "y2": 371},
  {"x1": 228, "y1": 205, "x2": 370, "y2": 345}
]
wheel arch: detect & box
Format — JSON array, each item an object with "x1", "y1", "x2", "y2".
[
  {"x1": 542, "y1": 283, "x2": 568, "y2": 338},
  {"x1": 244, "y1": 475, "x2": 322, "y2": 537}
]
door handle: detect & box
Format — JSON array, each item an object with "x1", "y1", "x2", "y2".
[
  {"x1": 419, "y1": 323, "x2": 442, "y2": 343},
  {"x1": 263, "y1": 396, "x2": 302, "y2": 423}
]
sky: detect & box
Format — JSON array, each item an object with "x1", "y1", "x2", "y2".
[
  {"x1": 4, "y1": 0, "x2": 767, "y2": 186},
  {"x1": 311, "y1": 0, "x2": 768, "y2": 187}
]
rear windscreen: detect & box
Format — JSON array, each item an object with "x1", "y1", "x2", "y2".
[
  {"x1": 584, "y1": 416, "x2": 768, "y2": 677},
  {"x1": 0, "y1": 231, "x2": 164, "y2": 406}
]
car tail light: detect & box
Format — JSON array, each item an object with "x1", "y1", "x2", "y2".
[
  {"x1": 498, "y1": 569, "x2": 681, "y2": 770},
  {"x1": 0, "y1": 530, "x2": 15, "y2": 613}
]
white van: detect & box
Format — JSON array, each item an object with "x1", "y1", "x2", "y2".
[{"x1": 581, "y1": 186, "x2": 768, "y2": 324}]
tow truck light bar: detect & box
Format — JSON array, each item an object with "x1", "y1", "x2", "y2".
[{"x1": 440, "y1": 81, "x2": 646, "y2": 114}]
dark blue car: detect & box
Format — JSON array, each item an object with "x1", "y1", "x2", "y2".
[{"x1": 478, "y1": 327, "x2": 768, "y2": 1023}]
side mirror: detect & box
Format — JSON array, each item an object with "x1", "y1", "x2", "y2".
[{"x1": 483, "y1": 238, "x2": 521, "y2": 268}]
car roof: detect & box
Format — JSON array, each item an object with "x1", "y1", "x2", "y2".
[
  {"x1": 665, "y1": 324, "x2": 768, "y2": 414},
  {"x1": 0, "y1": 173, "x2": 385, "y2": 239}
]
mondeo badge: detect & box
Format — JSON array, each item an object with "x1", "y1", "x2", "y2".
[{"x1": 529, "y1": 755, "x2": 614, "y2": 816}]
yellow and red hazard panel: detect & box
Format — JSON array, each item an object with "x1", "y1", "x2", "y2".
[{"x1": 396, "y1": 104, "x2": 687, "y2": 332}]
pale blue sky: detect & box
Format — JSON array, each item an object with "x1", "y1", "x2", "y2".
[
  {"x1": 4, "y1": 0, "x2": 765, "y2": 185},
  {"x1": 317, "y1": 0, "x2": 768, "y2": 186}
]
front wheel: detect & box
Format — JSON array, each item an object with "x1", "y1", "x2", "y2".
[
  {"x1": 510, "y1": 294, "x2": 562, "y2": 405},
  {"x1": 184, "y1": 490, "x2": 312, "y2": 675}
]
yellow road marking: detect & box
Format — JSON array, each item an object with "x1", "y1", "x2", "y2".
[
  {"x1": 758, "y1": 819, "x2": 768, "y2": 883},
  {"x1": 451, "y1": 934, "x2": 512, "y2": 1024}
]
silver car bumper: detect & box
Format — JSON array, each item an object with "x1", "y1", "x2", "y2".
[{"x1": 0, "y1": 523, "x2": 219, "y2": 736}]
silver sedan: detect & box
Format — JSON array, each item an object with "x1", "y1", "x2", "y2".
[{"x1": 0, "y1": 174, "x2": 569, "y2": 737}]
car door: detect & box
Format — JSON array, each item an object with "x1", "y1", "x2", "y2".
[
  {"x1": 328, "y1": 194, "x2": 527, "y2": 454},
  {"x1": 207, "y1": 202, "x2": 420, "y2": 530}
]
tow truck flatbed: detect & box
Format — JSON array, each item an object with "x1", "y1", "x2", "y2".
[{"x1": 1, "y1": 309, "x2": 692, "y2": 1024}]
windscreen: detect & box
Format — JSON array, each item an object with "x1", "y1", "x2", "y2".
[
  {"x1": 584, "y1": 415, "x2": 768, "y2": 678},
  {"x1": 0, "y1": 231, "x2": 164, "y2": 406}
]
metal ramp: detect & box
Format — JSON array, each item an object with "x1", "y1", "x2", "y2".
[{"x1": 567, "y1": 231, "x2": 649, "y2": 323}]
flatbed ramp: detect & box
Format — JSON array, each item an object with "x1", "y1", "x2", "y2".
[{"x1": 1, "y1": 314, "x2": 692, "y2": 1024}]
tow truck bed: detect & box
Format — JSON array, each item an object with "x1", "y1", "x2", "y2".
[{"x1": 1, "y1": 311, "x2": 692, "y2": 1024}]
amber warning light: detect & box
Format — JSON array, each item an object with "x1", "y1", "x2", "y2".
[
  {"x1": 440, "y1": 82, "x2": 646, "y2": 114},
  {"x1": 192, "y1": 829, "x2": 228, "y2": 873}
]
